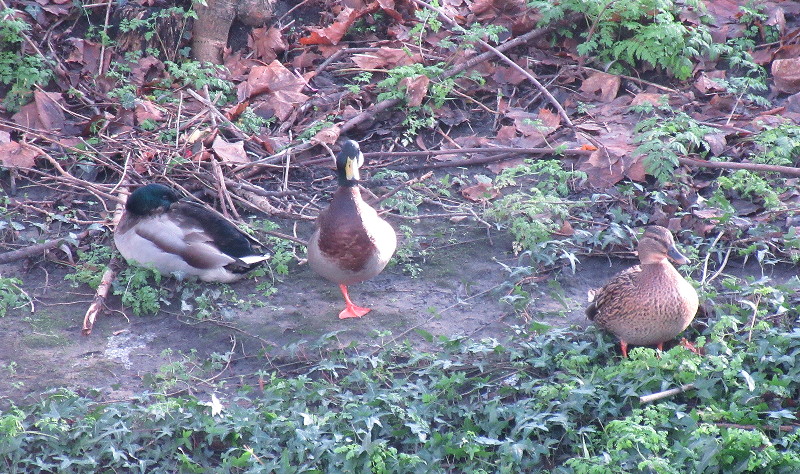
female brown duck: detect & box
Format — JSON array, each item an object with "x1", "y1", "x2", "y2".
[
  {"x1": 586, "y1": 225, "x2": 699, "y2": 357},
  {"x1": 308, "y1": 140, "x2": 397, "y2": 319}
]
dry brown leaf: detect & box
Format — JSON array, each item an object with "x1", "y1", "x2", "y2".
[
  {"x1": 250, "y1": 27, "x2": 287, "y2": 63},
  {"x1": 400, "y1": 75, "x2": 430, "y2": 107},
  {"x1": 238, "y1": 60, "x2": 309, "y2": 121},
  {"x1": 577, "y1": 124, "x2": 637, "y2": 187},
  {"x1": 493, "y1": 65, "x2": 528, "y2": 85},
  {"x1": 11, "y1": 90, "x2": 65, "y2": 131},
  {"x1": 352, "y1": 48, "x2": 415, "y2": 69},
  {"x1": 694, "y1": 71, "x2": 726, "y2": 94},
  {"x1": 557, "y1": 219, "x2": 575, "y2": 236},
  {"x1": 461, "y1": 181, "x2": 500, "y2": 202},
  {"x1": 375, "y1": 0, "x2": 405, "y2": 21},
  {"x1": 504, "y1": 107, "x2": 559, "y2": 145},
  {"x1": 211, "y1": 136, "x2": 248, "y2": 164},
  {"x1": 311, "y1": 126, "x2": 341, "y2": 146},
  {"x1": 130, "y1": 56, "x2": 165, "y2": 86},
  {"x1": 703, "y1": 133, "x2": 727, "y2": 156},
  {"x1": 537, "y1": 108, "x2": 560, "y2": 133},
  {"x1": 300, "y1": 7, "x2": 362, "y2": 46},
  {"x1": 580, "y1": 72, "x2": 620, "y2": 102},
  {"x1": 291, "y1": 49, "x2": 324, "y2": 69},
  {"x1": 65, "y1": 38, "x2": 108, "y2": 74},
  {"x1": 495, "y1": 124, "x2": 517, "y2": 145},
  {"x1": 0, "y1": 140, "x2": 42, "y2": 169},
  {"x1": 765, "y1": 4, "x2": 786, "y2": 37},
  {"x1": 135, "y1": 100, "x2": 163, "y2": 123},
  {"x1": 630, "y1": 93, "x2": 668, "y2": 107},
  {"x1": 35, "y1": 91, "x2": 66, "y2": 130},
  {"x1": 774, "y1": 44, "x2": 800, "y2": 61},
  {"x1": 772, "y1": 58, "x2": 800, "y2": 94},
  {"x1": 487, "y1": 157, "x2": 525, "y2": 174},
  {"x1": 506, "y1": 109, "x2": 539, "y2": 136},
  {"x1": 436, "y1": 105, "x2": 469, "y2": 126},
  {"x1": 225, "y1": 102, "x2": 249, "y2": 122}
]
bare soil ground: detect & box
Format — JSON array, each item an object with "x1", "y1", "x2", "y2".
[
  {"x1": 3, "y1": 206, "x2": 796, "y2": 407},
  {"x1": 0, "y1": 215, "x2": 615, "y2": 405}
]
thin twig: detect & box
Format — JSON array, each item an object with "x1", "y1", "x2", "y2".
[
  {"x1": 639, "y1": 383, "x2": 696, "y2": 403},
  {"x1": 375, "y1": 171, "x2": 433, "y2": 205},
  {"x1": 700, "y1": 231, "x2": 724, "y2": 286}
]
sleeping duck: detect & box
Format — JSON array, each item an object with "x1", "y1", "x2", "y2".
[
  {"x1": 114, "y1": 183, "x2": 269, "y2": 282},
  {"x1": 586, "y1": 225, "x2": 699, "y2": 357},
  {"x1": 308, "y1": 140, "x2": 397, "y2": 319}
]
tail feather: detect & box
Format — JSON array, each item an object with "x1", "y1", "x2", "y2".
[{"x1": 238, "y1": 254, "x2": 270, "y2": 265}]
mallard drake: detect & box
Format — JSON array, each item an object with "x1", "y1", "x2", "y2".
[
  {"x1": 586, "y1": 225, "x2": 699, "y2": 357},
  {"x1": 308, "y1": 139, "x2": 397, "y2": 319},
  {"x1": 114, "y1": 183, "x2": 269, "y2": 282}
]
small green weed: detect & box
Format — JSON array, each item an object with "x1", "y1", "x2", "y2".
[
  {"x1": 65, "y1": 244, "x2": 114, "y2": 289},
  {"x1": 0, "y1": 9, "x2": 54, "y2": 111},
  {"x1": 391, "y1": 225, "x2": 428, "y2": 277},
  {"x1": 5, "y1": 314, "x2": 800, "y2": 471},
  {"x1": 113, "y1": 266, "x2": 167, "y2": 316},
  {"x1": 235, "y1": 107, "x2": 275, "y2": 134},
  {"x1": 0, "y1": 276, "x2": 29, "y2": 317},
  {"x1": 164, "y1": 60, "x2": 234, "y2": 100},
  {"x1": 633, "y1": 107, "x2": 716, "y2": 183},
  {"x1": 717, "y1": 170, "x2": 784, "y2": 211},
  {"x1": 486, "y1": 159, "x2": 586, "y2": 267},
  {"x1": 530, "y1": 0, "x2": 717, "y2": 80}
]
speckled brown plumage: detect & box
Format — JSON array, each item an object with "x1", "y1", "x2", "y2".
[{"x1": 586, "y1": 226, "x2": 699, "y2": 357}]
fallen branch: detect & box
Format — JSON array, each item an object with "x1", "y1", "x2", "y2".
[
  {"x1": 82, "y1": 256, "x2": 118, "y2": 336},
  {"x1": 83, "y1": 182, "x2": 128, "y2": 335},
  {"x1": 639, "y1": 383, "x2": 696, "y2": 404},
  {"x1": 185, "y1": 88, "x2": 246, "y2": 140},
  {"x1": 0, "y1": 229, "x2": 91, "y2": 264},
  {"x1": 715, "y1": 422, "x2": 798, "y2": 433},
  {"x1": 391, "y1": 148, "x2": 593, "y2": 171},
  {"x1": 679, "y1": 157, "x2": 800, "y2": 178},
  {"x1": 363, "y1": 147, "x2": 595, "y2": 159}
]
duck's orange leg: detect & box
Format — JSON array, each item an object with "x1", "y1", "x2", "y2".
[
  {"x1": 338, "y1": 284, "x2": 371, "y2": 319},
  {"x1": 680, "y1": 337, "x2": 702, "y2": 355},
  {"x1": 620, "y1": 340, "x2": 629, "y2": 358}
]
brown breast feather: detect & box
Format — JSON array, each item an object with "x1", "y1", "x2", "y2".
[{"x1": 316, "y1": 188, "x2": 376, "y2": 273}]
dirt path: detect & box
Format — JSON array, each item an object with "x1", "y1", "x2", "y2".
[
  {"x1": 2, "y1": 217, "x2": 791, "y2": 406},
  {"x1": 0, "y1": 220, "x2": 601, "y2": 404}
]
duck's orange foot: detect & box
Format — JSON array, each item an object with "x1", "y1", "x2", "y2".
[
  {"x1": 338, "y1": 305, "x2": 371, "y2": 319},
  {"x1": 680, "y1": 337, "x2": 703, "y2": 355},
  {"x1": 337, "y1": 284, "x2": 371, "y2": 319}
]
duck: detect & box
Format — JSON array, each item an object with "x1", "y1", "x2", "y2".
[
  {"x1": 586, "y1": 225, "x2": 699, "y2": 357},
  {"x1": 307, "y1": 139, "x2": 397, "y2": 319},
  {"x1": 114, "y1": 183, "x2": 269, "y2": 282}
]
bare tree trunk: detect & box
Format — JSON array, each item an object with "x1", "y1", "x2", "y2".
[
  {"x1": 191, "y1": 0, "x2": 276, "y2": 64},
  {"x1": 192, "y1": 0, "x2": 237, "y2": 64}
]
